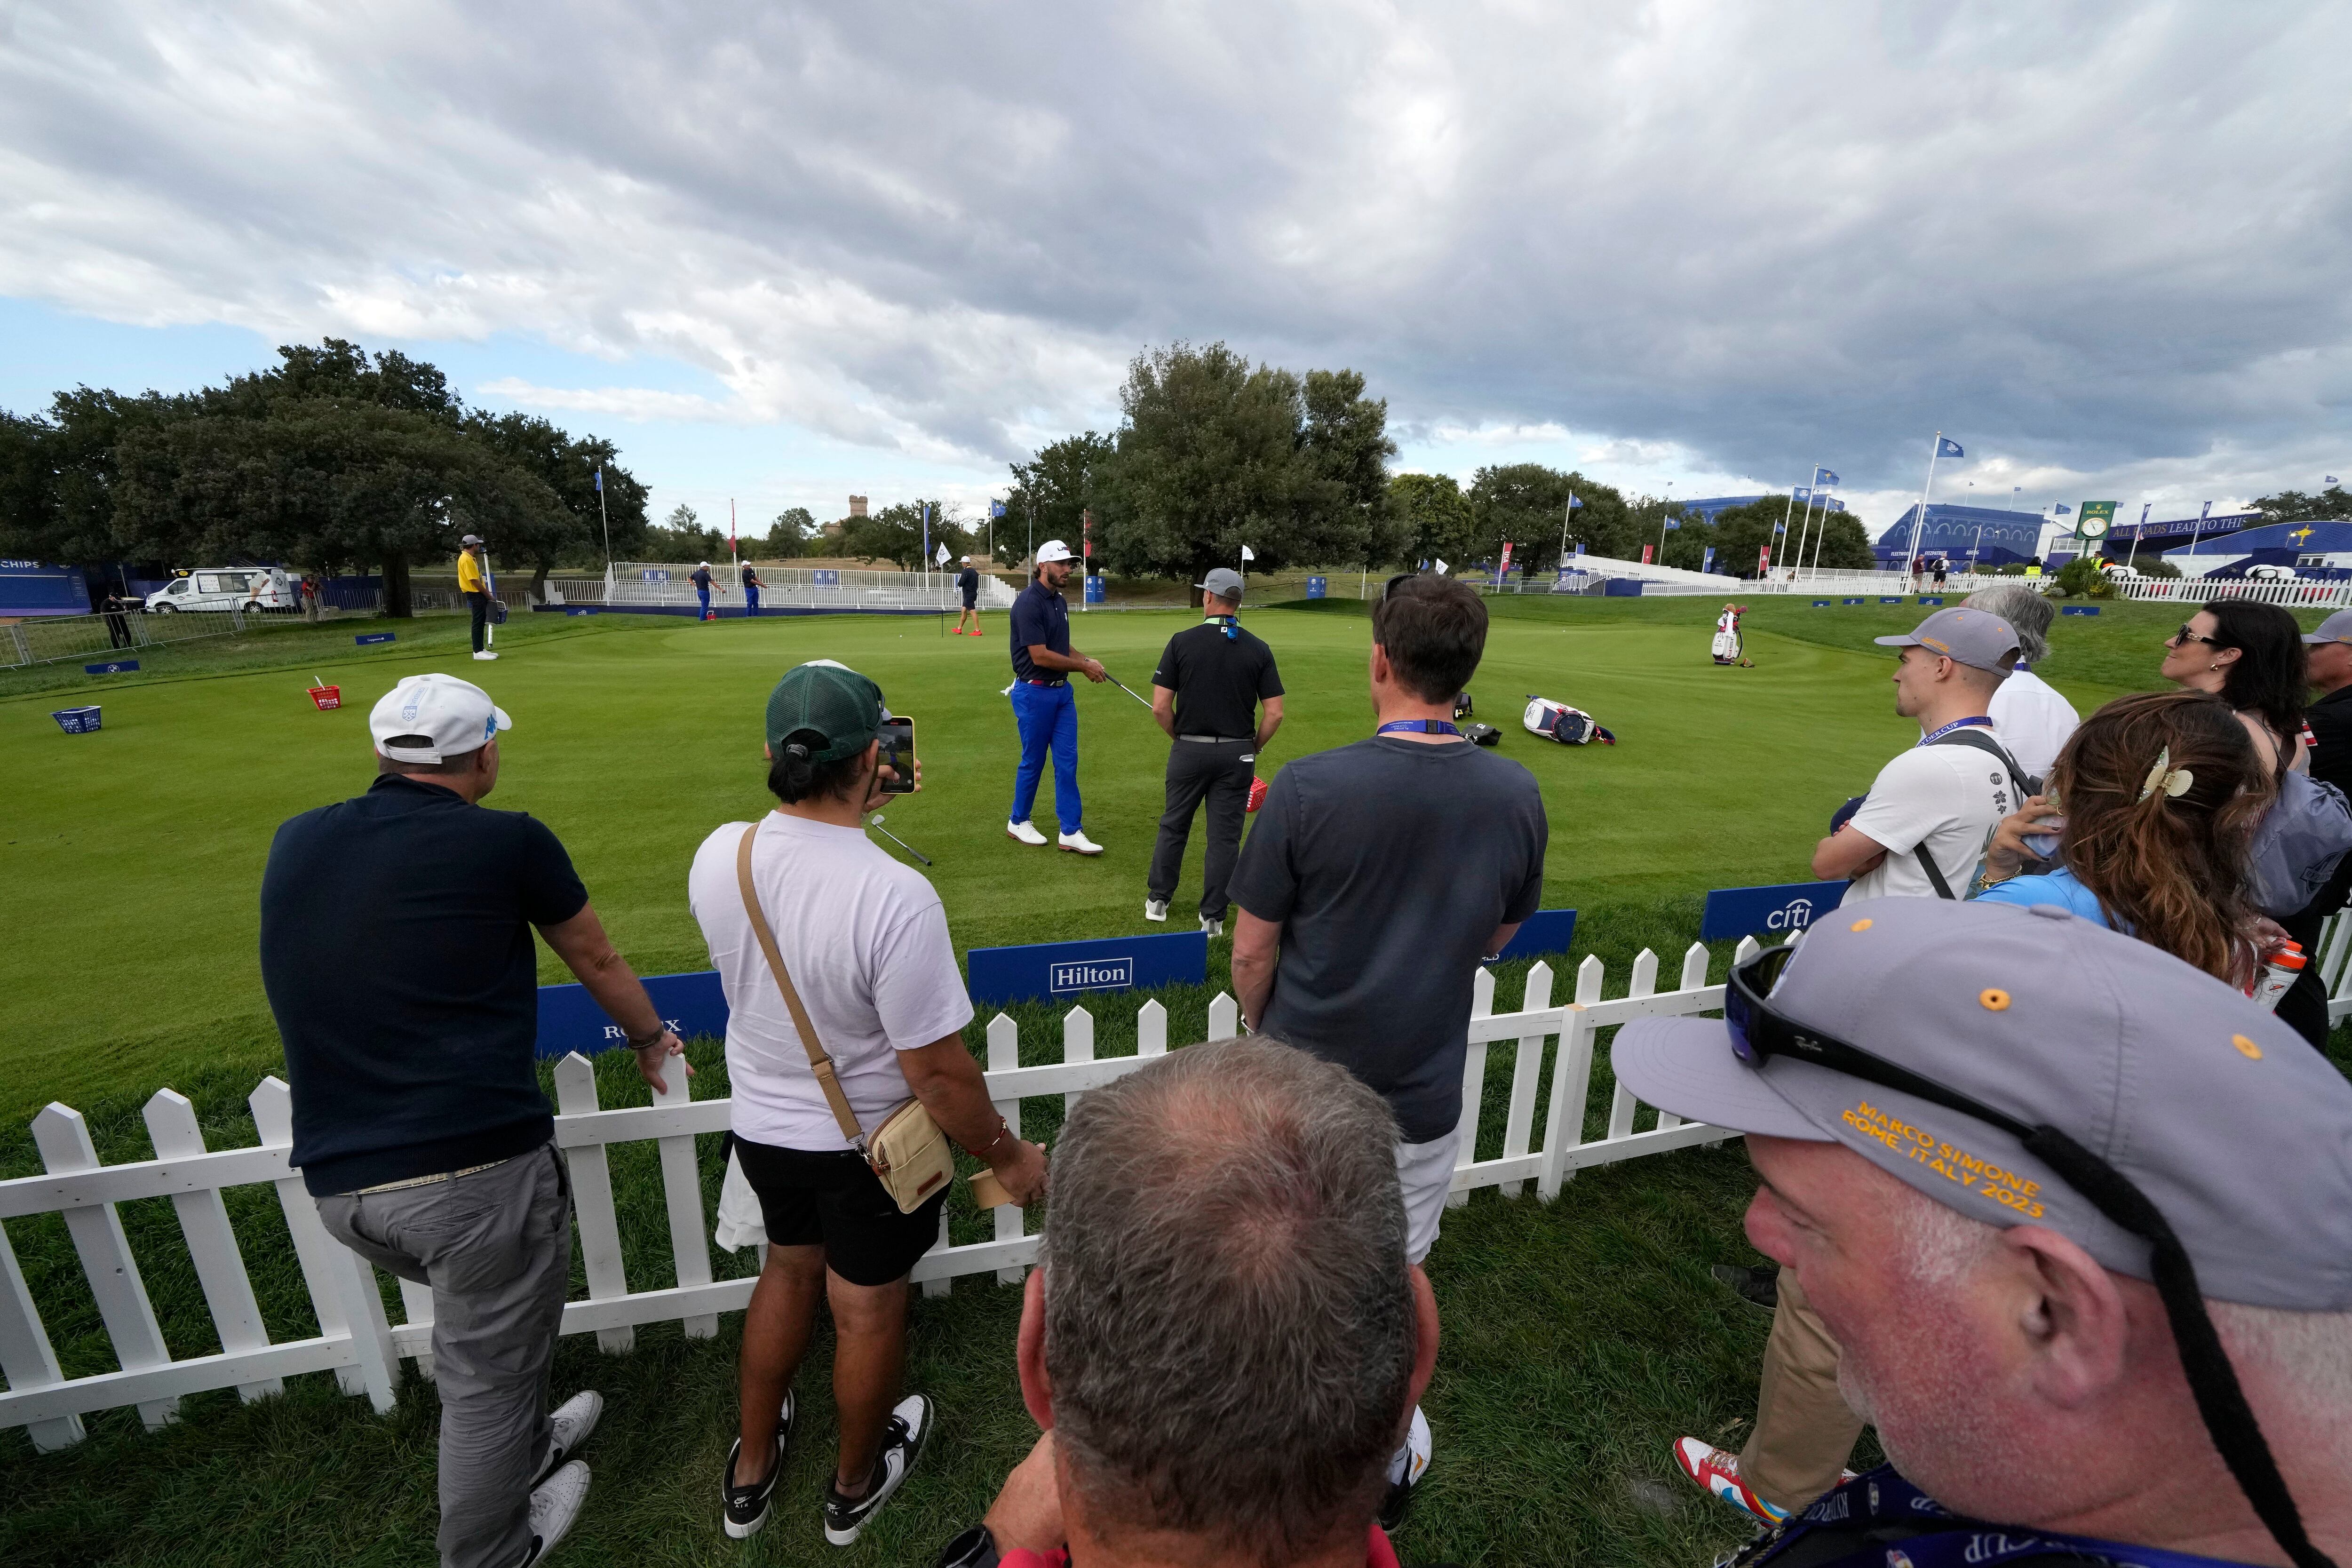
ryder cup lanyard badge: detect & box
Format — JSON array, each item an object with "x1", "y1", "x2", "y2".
[
  {"x1": 1916, "y1": 716, "x2": 1994, "y2": 747},
  {"x1": 1376, "y1": 719, "x2": 1460, "y2": 737}
]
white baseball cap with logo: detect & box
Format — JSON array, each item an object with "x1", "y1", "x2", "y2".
[
  {"x1": 1035, "y1": 539, "x2": 1075, "y2": 564},
  {"x1": 370, "y1": 673, "x2": 512, "y2": 764}
]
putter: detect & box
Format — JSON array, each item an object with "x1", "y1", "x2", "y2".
[{"x1": 866, "y1": 813, "x2": 933, "y2": 866}]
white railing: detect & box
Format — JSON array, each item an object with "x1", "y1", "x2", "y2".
[
  {"x1": 0, "y1": 942, "x2": 1758, "y2": 1448},
  {"x1": 569, "y1": 564, "x2": 1024, "y2": 614},
  {"x1": 2114, "y1": 576, "x2": 2352, "y2": 609},
  {"x1": 1513, "y1": 553, "x2": 1985, "y2": 598}
]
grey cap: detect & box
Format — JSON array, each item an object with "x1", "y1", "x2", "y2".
[
  {"x1": 1873, "y1": 606, "x2": 2020, "y2": 675},
  {"x1": 1197, "y1": 567, "x2": 1247, "y2": 602},
  {"x1": 1614, "y1": 897, "x2": 2352, "y2": 1311},
  {"x1": 2304, "y1": 609, "x2": 2352, "y2": 645},
  {"x1": 460, "y1": 534, "x2": 483, "y2": 547}
]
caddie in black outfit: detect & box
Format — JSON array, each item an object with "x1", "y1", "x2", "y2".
[{"x1": 1146, "y1": 566, "x2": 1285, "y2": 937}]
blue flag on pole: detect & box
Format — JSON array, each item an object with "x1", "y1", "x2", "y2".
[
  {"x1": 1818, "y1": 469, "x2": 1840, "y2": 486},
  {"x1": 593, "y1": 467, "x2": 602, "y2": 493},
  {"x1": 2330, "y1": 477, "x2": 2341, "y2": 486},
  {"x1": 2053, "y1": 503, "x2": 2072, "y2": 516},
  {"x1": 1663, "y1": 518, "x2": 1680, "y2": 531},
  {"x1": 1793, "y1": 486, "x2": 1811, "y2": 504},
  {"x1": 1937, "y1": 437, "x2": 1965, "y2": 459}
]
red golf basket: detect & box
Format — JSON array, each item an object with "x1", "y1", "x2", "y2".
[
  {"x1": 308, "y1": 683, "x2": 342, "y2": 711},
  {"x1": 1247, "y1": 775, "x2": 1268, "y2": 813}
]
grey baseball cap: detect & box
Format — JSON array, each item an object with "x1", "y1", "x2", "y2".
[
  {"x1": 2303, "y1": 609, "x2": 2352, "y2": 645},
  {"x1": 1872, "y1": 606, "x2": 2020, "y2": 675},
  {"x1": 460, "y1": 534, "x2": 483, "y2": 547},
  {"x1": 1197, "y1": 567, "x2": 1247, "y2": 602},
  {"x1": 1614, "y1": 897, "x2": 2352, "y2": 1310}
]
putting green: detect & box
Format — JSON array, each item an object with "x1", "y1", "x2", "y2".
[{"x1": 0, "y1": 595, "x2": 2169, "y2": 1121}]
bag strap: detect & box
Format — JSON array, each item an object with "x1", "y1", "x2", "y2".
[
  {"x1": 737, "y1": 823, "x2": 866, "y2": 1149},
  {"x1": 1914, "y1": 844, "x2": 1959, "y2": 900},
  {"x1": 1927, "y1": 726, "x2": 2038, "y2": 799}
]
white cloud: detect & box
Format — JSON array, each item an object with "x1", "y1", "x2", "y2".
[{"x1": 1, "y1": 0, "x2": 2349, "y2": 524}]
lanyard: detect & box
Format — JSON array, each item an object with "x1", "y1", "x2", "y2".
[
  {"x1": 1917, "y1": 716, "x2": 1994, "y2": 747},
  {"x1": 1205, "y1": 615, "x2": 1239, "y2": 640},
  {"x1": 1377, "y1": 719, "x2": 1460, "y2": 737}
]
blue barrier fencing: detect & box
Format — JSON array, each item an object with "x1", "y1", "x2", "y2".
[
  {"x1": 84, "y1": 660, "x2": 139, "y2": 675},
  {"x1": 1700, "y1": 880, "x2": 1849, "y2": 942},
  {"x1": 968, "y1": 930, "x2": 1207, "y2": 1008},
  {"x1": 355, "y1": 632, "x2": 396, "y2": 645},
  {"x1": 1497, "y1": 908, "x2": 1577, "y2": 960}
]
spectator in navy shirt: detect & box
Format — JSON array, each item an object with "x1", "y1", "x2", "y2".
[
  {"x1": 956, "y1": 555, "x2": 983, "y2": 637},
  {"x1": 692, "y1": 560, "x2": 715, "y2": 617},
  {"x1": 1006, "y1": 540, "x2": 1108, "y2": 855}
]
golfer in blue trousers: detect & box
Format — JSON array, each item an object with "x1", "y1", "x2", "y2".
[{"x1": 1006, "y1": 539, "x2": 1106, "y2": 854}]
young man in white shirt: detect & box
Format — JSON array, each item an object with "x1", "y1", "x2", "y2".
[
  {"x1": 1964, "y1": 582, "x2": 2078, "y2": 783},
  {"x1": 1813, "y1": 608, "x2": 2025, "y2": 902},
  {"x1": 687, "y1": 659, "x2": 1047, "y2": 1545}
]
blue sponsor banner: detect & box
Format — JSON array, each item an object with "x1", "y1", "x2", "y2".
[
  {"x1": 84, "y1": 660, "x2": 139, "y2": 674},
  {"x1": 1812, "y1": 599, "x2": 1831, "y2": 607},
  {"x1": 966, "y1": 931, "x2": 1208, "y2": 1008},
  {"x1": 2060, "y1": 605, "x2": 2100, "y2": 615},
  {"x1": 1083, "y1": 574, "x2": 1106, "y2": 603},
  {"x1": 565, "y1": 606, "x2": 602, "y2": 616},
  {"x1": 813, "y1": 569, "x2": 841, "y2": 588},
  {"x1": 1700, "y1": 880, "x2": 1850, "y2": 942},
  {"x1": 1879, "y1": 596, "x2": 1904, "y2": 604},
  {"x1": 639, "y1": 568, "x2": 670, "y2": 582},
  {"x1": 1918, "y1": 596, "x2": 1945, "y2": 605},
  {"x1": 1842, "y1": 597, "x2": 1864, "y2": 605},
  {"x1": 1495, "y1": 908, "x2": 1576, "y2": 961},
  {"x1": 355, "y1": 632, "x2": 397, "y2": 645},
  {"x1": 1602, "y1": 579, "x2": 1644, "y2": 597},
  {"x1": 536, "y1": 969, "x2": 729, "y2": 1059},
  {"x1": 1305, "y1": 575, "x2": 1327, "y2": 599}
]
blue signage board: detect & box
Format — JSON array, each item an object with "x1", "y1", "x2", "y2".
[
  {"x1": 639, "y1": 569, "x2": 670, "y2": 582},
  {"x1": 1495, "y1": 908, "x2": 1576, "y2": 961},
  {"x1": 1842, "y1": 597, "x2": 1865, "y2": 605},
  {"x1": 84, "y1": 660, "x2": 139, "y2": 674},
  {"x1": 565, "y1": 607, "x2": 601, "y2": 615},
  {"x1": 536, "y1": 969, "x2": 728, "y2": 1059},
  {"x1": 355, "y1": 632, "x2": 397, "y2": 645},
  {"x1": 1602, "y1": 579, "x2": 1644, "y2": 597},
  {"x1": 1306, "y1": 575, "x2": 1327, "y2": 599},
  {"x1": 1918, "y1": 596, "x2": 1945, "y2": 605},
  {"x1": 1700, "y1": 880, "x2": 1850, "y2": 942},
  {"x1": 2060, "y1": 605, "x2": 2100, "y2": 615},
  {"x1": 813, "y1": 569, "x2": 841, "y2": 588},
  {"x1": 1879, "y1": 596, "x2": 1904, "y2": 604},
  {"x1": 1083, "y1": 574, "x2": 1106, "y2": 603},
  {"x1": 1812, "y1": 599, "x2": 1831, "y2": 607},
  {"x1": 966, "y1": 931, "x2": 1208, "y2": 1008}
]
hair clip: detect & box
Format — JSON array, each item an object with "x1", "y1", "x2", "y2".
[{"x1": 2138, "y1": 747, "x2": 2193, "y2": 803}]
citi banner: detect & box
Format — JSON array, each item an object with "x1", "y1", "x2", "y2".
[{"x1": 1699, "y1": 880, "x2": 1850, "y2": 942}]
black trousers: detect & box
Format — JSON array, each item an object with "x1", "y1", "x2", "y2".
[
  {"x1": 1149, "y1": 738, "x2": 1255, "y2": 918},
  {"x1": 466, "y1": 590, "x2": 488, "y2": 652}
]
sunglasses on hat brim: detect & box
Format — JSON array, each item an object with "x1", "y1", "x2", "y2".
[{"x1": 1725, "y1": 944, "x2": 2334, "y2": 1568}]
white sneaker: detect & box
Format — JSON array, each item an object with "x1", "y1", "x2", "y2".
[
  {"x1": 823, "y1": 1393, "x2": 932, "y2": 1546},
  {"x1": 522, "y1": 1459, "x2": 590, "y2": 1564},
  {"x1": 1379, "y1": 1406, "x2": 1431, "y2": 1531},
  {"x1": 473, "y1": 650, "x2": 499, "y2": 661},
  {"x1": 1200, "y1": 915, "x2": 1225, "y2": 938},
  {"x1": 534, "y1": 1390, "x2": 603, "y2": 1485},
  {"x1": 1144, "y1": 899, "x2": 1169, "y2": 922},
  {"x1": 1058, "y1": 830, "x2": 1104, "y2": 855},
  {"x1": 1007, "y1": 819, "x2": 1049, "y2": 846}
]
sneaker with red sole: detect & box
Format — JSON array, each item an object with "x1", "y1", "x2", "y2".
[{"x1": 1672, "y1": 1438, "x2": 1787, "y2": 1524}]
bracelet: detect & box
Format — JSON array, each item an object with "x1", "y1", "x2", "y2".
[
  {"x1": 626, "y1": 1025, "x2": 667, "y2": 1051},
  {"x1": 968, "y1": 1118, "x2": 1013, "y2": 1160}
]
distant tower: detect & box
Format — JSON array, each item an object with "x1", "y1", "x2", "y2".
[{"x1": 848, "y1": 495, "x2": 869, "y2": 518}]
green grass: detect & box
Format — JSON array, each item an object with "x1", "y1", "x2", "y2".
[{"x1": 2, "y1": 588, "x2": 2339, "y2": 1566}]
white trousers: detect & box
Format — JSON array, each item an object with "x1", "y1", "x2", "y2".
[{"x1": 1394, "y1": 1128, "x2": 1463, "y2": 1267}]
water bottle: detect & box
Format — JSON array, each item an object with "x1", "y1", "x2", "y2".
[{"x1": 2252, "y1": 941, "x2": 2306, "y2": 1011}]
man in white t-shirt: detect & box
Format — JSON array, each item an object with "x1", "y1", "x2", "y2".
[
  {"x1": 1813, "y1": 608, "x2": 2025, "y2": 902},
  {"x1": 1965, "y1": 582, "x2": 2078, "y2": 783},
  {"x1": 687, "y1": 658, "x2": 1047, "y2": 1547}
]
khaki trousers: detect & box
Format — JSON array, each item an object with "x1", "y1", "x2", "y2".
[{"x1": 1736, "y1": 1270, "x2": 1864, "y2": 1513}]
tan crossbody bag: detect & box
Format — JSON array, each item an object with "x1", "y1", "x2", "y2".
[{"x1": 736, "y1": 825, "x2": 957, "y2": 1213}]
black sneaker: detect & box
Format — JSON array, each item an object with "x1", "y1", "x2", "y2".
[
  {"x1": 1710, "y1": 1263, "x2": 1780, "y2": 1313},
  {"x1": 723, "y1": 1390, "x2": 796, "y2": 1540},
  {"x1": 823, "y1": 1393, "x2": 932, "y2": 1546}
]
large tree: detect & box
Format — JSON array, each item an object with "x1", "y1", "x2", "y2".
[
  {"x1": 1091, "y1": 342, "x2": 1395, "y2": 604},
  {"x1": 1467, "y1": 464, "x2": 1631, "y2": 569},
  {"x1": 841, "y1": 499, "x2": 973, "y2": 573},
  {"x1": 464, "y1": 411, "x2": 648, "y2": 594},
  {"x1": 1388, "y1": 472, "x2": 1476, "y2": 566},
  {"x1": 1001, "y1": 432, "x2": 1113, "y2": 567},
  {"x1": 766, "y1": 506, "x2": 817, "y2": 558},
  {"x1": 2254, "y1": 485, "x2": 2352, "y2": 526}
]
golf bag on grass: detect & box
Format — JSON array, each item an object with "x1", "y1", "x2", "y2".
[{"x1": 1523, "y1": 696, "x2": 1615, "y2": 745}]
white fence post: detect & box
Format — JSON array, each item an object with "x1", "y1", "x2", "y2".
[
  {"x1": 0, "y1": 1215, "x2": 84, "y2": 1449},
  {"x1": 32, "y1": 1104, "x2": 179, "y2": 1431},
  {"x1": 1605, "y1": 950, "x2": 1661, "y2": 1139},
  {"x1": 554, "y1": 1054, "x2": 635, "y2": 1354},
  {"x1": 1062, "y1": 1006, "x2": 1095, "y2": 1120},
  {"x1": 1538, "y1": 957, "x2": 1607, "y2": 1200},
  {"x1": 1500, "y1": 963, "x2": 1553, "y2": 1199},
  {"x1": 249, "y1": 1077, "x2": 369, "y2": 1398},
  {"x1": 1207, "y1": 992, "x2": 1239, "y2": 1041},
  {"x1": 1656, "y1": 943, "x2": 1710, "y2": 1131},
  {"x1": 141, "y1": 1090, "x2": 282, "y2": 1403},
  {"x1": 1448, "y1": 969, "x2": 1496, "y2": 1209},
  {"x1": 648, "y1": 1052, "x2": 718, "y2": 1337},
  {"x1": 1137, "y1": 999, "x2": 1167, "y2": 1059},
  {"x1": 987, "y1": 1015, "x2": 1025, "y2": 1286}
]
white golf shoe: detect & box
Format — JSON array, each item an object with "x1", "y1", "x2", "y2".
[
  {"x1": 1058, "y1": 830, "x2": 1104, "y2": 856},
  {"x1": 1006, "y1": 820, "x2": 1049, "y2": 846},
  {"x1": 1144, "y1": 899, "x2": 1169, "y2": 922},
  {"x1": 473, "y1": 650, "x2": 499, "y2": 661},
  {"x1": 1200, "y1": 915, "x2": 1225, "y2": 938},
  {"x1": 522, "y1": 1460, "x2": 590, "y2": 1564}
]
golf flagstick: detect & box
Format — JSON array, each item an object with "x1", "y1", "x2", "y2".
[{"x1": 483, "y1": 551, "x2": 495, "y2": 651}]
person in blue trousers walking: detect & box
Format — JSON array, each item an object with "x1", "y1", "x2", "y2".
[
  {"x1": 692, "y1": 561, "x2": 715, "y2": 618},
  {"x1": 740, "y1": 560, "x2": 764, "y2": 616},
  {"x1": 1006, "y1": 539, "x2": 1106, "y2": 855}
]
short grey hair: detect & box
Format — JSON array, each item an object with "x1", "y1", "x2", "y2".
[
  {"x1": 1041, "y1": 1038, "x2": 1412, "y2": 1563},
  {"x1": 1964, "y1": 582, "x2": 2055, "y2": 664}
]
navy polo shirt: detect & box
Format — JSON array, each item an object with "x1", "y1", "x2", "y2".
[
  {"x1": 1009, "y1": 579, "x2": 1071, "y2": 681},
  {"x1": 260, "y1": 774, "x2": 589, "y2": 1195}
]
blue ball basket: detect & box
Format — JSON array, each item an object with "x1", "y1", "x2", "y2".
[{"x1": 52, "y1": 706, "x2": 103, "y2": 734}]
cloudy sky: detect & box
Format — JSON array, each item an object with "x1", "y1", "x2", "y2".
[{"x1": 4, "y1": 1, "x2": 2347, "y2": 539}]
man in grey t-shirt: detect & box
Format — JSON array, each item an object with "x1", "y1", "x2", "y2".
[{"x1": 1229, "y1": 572, "x2": 1547, "y2": 1528}]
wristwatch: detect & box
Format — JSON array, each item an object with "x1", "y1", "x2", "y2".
[{"x1": 626, "y1": 1024, "x2": 667, "y2": 1051}]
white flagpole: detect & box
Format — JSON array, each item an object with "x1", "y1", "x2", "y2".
[
  {"x1": 1778, "y1": 485, "x2": 1799, "y2": 577},
  {"x1": 1794, "y1": 472, "x2": 1823, "y2": 580},
  {"x1": 1808, "y1": 483, "x2": 1837, "y2": 577},
  {"x1": 730, "y1": 499, "x2": 739, "y2": 605},
  {"x1": 1905, "y1": 435, "x2": 1944, "y2": 584}
]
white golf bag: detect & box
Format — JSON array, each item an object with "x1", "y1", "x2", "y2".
[{"x1": 1522, "y1": 696, "x2": 1616, "y2": 745}]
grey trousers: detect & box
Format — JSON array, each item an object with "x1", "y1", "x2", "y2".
[
  {"x1": 1148, "y1": 737, "x2": 1255, "y2": 919},
  {"x1": 318, "y1": 1144, "x2": 573, "y2": 1568}
]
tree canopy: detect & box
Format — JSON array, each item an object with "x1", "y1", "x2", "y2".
[
  {"x1": 1000, "y1": 433, "x2": 1113, "y2": 567},
  {"x1": 0, "y1": 338, "x2": 647, "y2": 614},
  {"x1": 840, "y1": 500, "x2": 974, "y2": 573},
  {"x1": 2254, "y1": 485, "x2": 2352, "y2": 526}
]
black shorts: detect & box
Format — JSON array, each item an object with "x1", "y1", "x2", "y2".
[
  {"x1": 732, "y1": 1136, "x2": 947, "y2": 1287},
  {"x1": 961, "y1": 596, "x2": 977, "y2": 610}
]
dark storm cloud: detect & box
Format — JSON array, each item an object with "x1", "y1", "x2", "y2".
[{"x1": 2, "y1": 1, "x2": 2346, "y2": 497}]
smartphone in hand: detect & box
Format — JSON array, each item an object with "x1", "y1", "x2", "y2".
[{"x1": 880, "y1": 716, "x2": 916, "y2": 794}]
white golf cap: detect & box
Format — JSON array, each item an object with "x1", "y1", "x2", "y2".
[
  {"x1": 1035, "y1": 539, "x2": 1074, "y2": 564},
  {"x1": 699, "y1": 560, "x2": 710, "y2": 568},
  {"x1": 370, "y1": 673, "x2": 512, "y2": 764}
]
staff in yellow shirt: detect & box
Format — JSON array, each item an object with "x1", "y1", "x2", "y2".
[{"x1": 458, "y1": 534, "x2": 497, "y2": 661}]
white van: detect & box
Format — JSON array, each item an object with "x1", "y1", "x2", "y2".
[
  {"x1": 145, "y1": 567, "x2": 294, "y2": 613},
  {"x1": 2247, "y1": 564, "x2": 2298, "y2": 581}
]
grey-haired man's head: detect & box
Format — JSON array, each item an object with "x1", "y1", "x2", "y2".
[
  {"x1": 1963, "y1": 581, "x2": 2055, "y2": 664},
  {"x1": 1031, "y1": 1038, "x2": 1433, "y2": 1563}
]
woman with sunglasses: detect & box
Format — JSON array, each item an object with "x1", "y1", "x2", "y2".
[
  {"x1": 2159, "y1": 599, "x2": 2309, "y2": 777},
  {"x1": 1976, "y1": 690, "x2": 2275, "y2": 986}
]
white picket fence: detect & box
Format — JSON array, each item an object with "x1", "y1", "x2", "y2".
[
  {"x1": 0, "y1": 942, "x2": 1763, "y2": 1449},
  {"x1": 2114, "y1": 574, "x2": 2352, "y2": 610}
]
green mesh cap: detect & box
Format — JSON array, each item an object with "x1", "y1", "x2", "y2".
[{"x1": 765, "y1": 659, "x2": 890, "y2": 762}]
